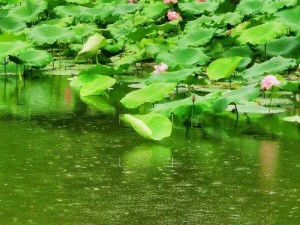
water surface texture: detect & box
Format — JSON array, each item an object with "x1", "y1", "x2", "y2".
[{"x1": 0, "y1": 76, "x2": 299, "y2": 225}]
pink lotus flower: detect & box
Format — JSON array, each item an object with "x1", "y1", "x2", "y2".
[
  {"x1": 153, "y1": 63, "x2": 168, "y2": 74},
  {"x1": 163, "y1": 0, "x2": 178, "y2": 4},
  {"x1": 196, "y1": 0, "x2": 206, "y2": 2},
  {"x1": 261, "y1": 75, "x2": 280, "y2": 90},
  {"x1": 128, "y1": 0, "x2": 136, "y2": 3},
  {"x1": 167, "y1": 10, "x2": 181, "y2": 21}
]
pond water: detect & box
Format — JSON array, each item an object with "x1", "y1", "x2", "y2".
[{"x1": 0, "y1": 75, "x2": 299, "y2": 225}]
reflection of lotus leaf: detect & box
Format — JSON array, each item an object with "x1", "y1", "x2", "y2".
[
  {"x1": 123, "y1": 144, "x2": 171, "y2": 170},
  {"x1": 80, "y1": 96, "x2": 116, "y2": 114}
]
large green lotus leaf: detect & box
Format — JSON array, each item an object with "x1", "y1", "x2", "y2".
[
  {"x1": 237, "y1": 21, "x2": 287, "y2": 45},
  {"x1": 27, "y1": 24, "x2": 74, "y2": 45},
  {"x1": 176, "y1": 28, "x2": 215, "y2": 47},
  {"x1": 256, "y1": 36, "x2": 300, "y2": 60},
  {"x1": 156, "y1": 48, "x2": 210, "y2": 69},
  {"x1": 236, "y1": 0, "x2": 263, "y2": 15},
  {"x1": 0, "y1": 41, "x2": 29, "y2": 61},
  {"x1": 0, "y1": 17, "x2": 26, "y2": 32},
  {"x1": 80, "y1": 75, "x2": 116, "y2": 96},
  {"x1": 281, "y1": 80, "x2": 300, "y2": 92},
  {"x1": 77, "y1": 34, "x2": 106, "y2": 59},
  {"x1": 262, "y1": 0, "x2": 297, "y2": 14},
  {"x1": 283, "y1": 116, "x2": 300, "y2": 123},
  {"x1": 38, "y1": 17, "x2": 73, "y2": 27},
  {"x1": 120, "y1": 83, "x2": 176, "y2": 109},
  {"x1": 54, "y1": 4, "x2": 81, "y2": 18},
  {"x1": 152, "y1": 92, "x2": 221, "y2": 118},
  {"x1": 243, "y1": 56, "x2": 297, "y2": 82},
  {"x1": 222, "y1": 46, "x2": 254, "y2": 70},
  {"x1": 80, "y1": 96, "x2": 116, "y2": 114},
  {"x1": 213, "y1": 84, "x2": 260, "y2": 112},
  {"x1": 71, "y1": 24, "x2": 98, "y2": 42},
  {"x1": 206, "y1": 57, "x2": 243, "y2": 81},
  {"x1": 141, "y1": 38, "x2": 173, "y2": 57},
  {"x1": 113, "y1": 3, "x2": 143, "y2": 16},
  {"x1": 275, "y1": 5, "x2": 300, "y2": 30},
  {"x1": 8, "y1": 0, "x2": 47, "y2": 22},
  {"x1": 77, "y1": 4, "x2": 115, "y2": 22},
  {"x1": 178, "y1": 2, "x2": 219, "y2": 15},
  {"x1": 0, "y1": 33, "x2": 26, "y2": 42},
  {"x1": 141, "y1": 2, "x2": 168, "y2": 19},
  {"x1": 145, "y1": 68, "x2": 198, "y2": 84},
  {"x1": 226, "y1": 102, "x2": 285, "y2": 114},
  {"x1": 18, "y1": 48, "x2": 52, "y2": 67},
  {"x1": 123, "y1": 113, "x2": 172, "y2": 140},
  {"x1": 70, "y1": 74, "x2": 101, "y2": 87}
]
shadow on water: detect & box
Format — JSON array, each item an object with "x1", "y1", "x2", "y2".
[{"x1": 0, "y1": 75, "x2": 299, "y2": 224}]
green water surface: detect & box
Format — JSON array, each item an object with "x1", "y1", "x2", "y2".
[{"x1": 0, "y1": 76, "x2": 299, "y2": 225}]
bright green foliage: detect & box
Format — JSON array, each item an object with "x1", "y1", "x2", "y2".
[
  {"x1": 122, "y1": 113, "x2": 172, "y2": 140},
  {"x1": 80, "y1": 76, "x2": 116, "y2": 96},
  {"x1": 141, "y1": 2, "x2": 168, "y2": 19},
  {"x1": 8, "y1": 0, "x2": 47, "y2": 23},
  {"x1": 28, "y1": 24, "x2": 75, "y2": 45},
  {"x1": 70, "y1": 74, "x2": 101, "y2": 87},
  {"x1": 283, "y1": 116, "x2": 300, "y2": 123},
  {"x1": 77, "y1": 34, "x2": 106, "y2": 59},
  {"x1": 275, "y1": 5, "x2": 300, "y2": 31},
  {"x1": 156, "y1": 47, "x2": 210, "y2": 69},
  {"x1": 227, "y1": 102, "x2": 285, "y2": 114},
  {"x1": 65, "y1": 0, "x2": 89, "y2": 4},
  {"x1": 243, "y1": 56, "x2": 297, "y2": 81},
  {"x1": 213, "y1": 84, "x2": 260, "y2": 112},
  {"x1": 71, "y1": 24, "x2": 98, "y2": 42},
  {"x1": 79, "y1": 64, "x2": 121, "y2": 76},
  {"x1": 120, "y1": 83, "x2": 177, "y2": 109},
  {"x1": 206, "y1": 57, "x2": 243, "y2": 80},
  {"x1": 18, "y1": 48, "x2": 52, "y2": 67},
  {"x1": 0, "y1": 17, "x2": 26, "y2": 33},
  {"x1": 261, "y1": 0, "x2": 298, "y2": 14},
  {"x1": 237, "y1": 21, "x2": 287, "y2": 45},
  {"x1": 281, "y1": 80, "x2": 300, "y2": 92},
  {"x1": 77, "y1": 4, "x2": 115, "y2": 22},
  {"x1": 236, "y1": 0, "x2": 264, "y2": 15},
  {"x1": 113, "y1": 3, "x2": 143, "y2": 17},
  {"x1": 152, "y1": 92, "x2": 221, "y2": 118},
  {"x1": 145, "y1": 69, "x2": 199, "y2": 84},
  {"x1": 54, "y1": 4, "x2": 81, "y2": 18},
  {"x1": 176, "y1": 28, "x2": 215, "y2": 47},
  {"x1": 178, "y1": 2, "x2": 219, "y2": 15},
  {"x1": 0, "y1": 41, "x2": 29, "y2": 61}
]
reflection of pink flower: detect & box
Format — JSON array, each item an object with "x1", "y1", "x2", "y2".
[
  {"x1": 163, "y1": 0, "x2": 178, "y2": 4},
  {"x1": 261, "y1": 75, "x2": 280, "y2": 90},
  {"x1": 167, "y1": 10, "x2": 181, "y2": 21},
  {"x1": 153, "y1": 63, "x2": 168, "y2": 74}
]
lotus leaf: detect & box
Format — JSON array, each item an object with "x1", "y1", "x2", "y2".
[
  {"x1": 145, "y1": 69, "x2": 199, "y2": 84},
  {"x1": 0, "y1": 41, "x2": 29, "y2": 61},
  {"x1": 65, "y1": 0, "x2": 89, "y2": 4},
  {"x1": 54, "y1": 4, "x2": 81, "y2": 18},
  {"x1": 281, "y1": 80, "x2": 300, "y2": 93},
  {"x1": 206, "y1": 57, "x2": 243, "y2": 81},
  {"x1": 0, "y1": 17, "x2": 26, "y2": 33},
  {"x1": 113, "y1": 4, "x2": 143, "y2": 17},
  {"x1": 70, "y1": 74, "x2": 101, "y2": 87},
  {"x1": 178, "y1": 2, "x2": 219, "y2": 15},
  {"x1": 275, "y1": 5, "x2": 300, "y2": 31},
  {"x1": 77, "y1": 34, "x2": 106, "y2": 59},
  {"x1": 18, "y1": 48, "x2": 52, "y2": 68},
  {"x1": 236, "y1": 0, "x2": 263, "y2": 15},
  {"x1": 176, "y1": 28, "x2": 215, "y2": 47},
  {"x1": 8, "y1": 0, "x2": 47, "y2": 23},
  {"x1": 226, "y1": 102, "x2": 285, "y2": 114},
  {"x1": 28, "y1": 24, "x2": 75, "y2": 46},
  {"x1": 122, "y1": 113, "x2": 172, "y2": 140},
  {"x1": 156, "y1": 47, "x2": 210, "y2": 69},
  {"x1": 80, "y1": 96, "x2": 116, "y2": 114},
  {"x1": 120, "y1": 83, "x2": 177, "y2": 109},
  {"x1": 261, "y1": 0, "x2": 297, "y2": 14},
  {"x1": 77, "y1": 4, "x2": 115, "y2": 22},
  {"x1": 283, "y1": 116, "x2": 300, "y2": 123},
  {"x1": 140, "y1": 2, "x2": 168, "y2": 19},
  {"x1": 80, "y1": 75, "x2": 116, "y2": 96},
  {"x1": 237, "y1": 21, "x2": 287, "y2": 45}
]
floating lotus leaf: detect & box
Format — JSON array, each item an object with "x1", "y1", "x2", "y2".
[
  {"x1": 80, "y1": 96, "x2": 116, "y2": 114},
  {"x1": 27, "y1": 24, "x2": 75, "y2": 46},
  {"x1": 141, "y1": 2, "x2": 168, "y2": 19},
  {"x1": 213, "y1": 84, "x2": 260, "y2": 113},
  {"x1": 261, "y1": 0, "x2": 297, "y2": 14},
  {"x1": 283, "y1": 116, "x2": 300, "y2": 123},
  {"x1": 237, "y1": 21, "x2": 287, "y2": 45},
  {"x1": 176, "y1": 28, "x2": 215, "y2": 47},
  {"x1": 178, "y1": 2, "x2": 219, "y2": 15},
  {"x1": 122, "y1": 113, "x2": 172, "y2": 140},
  {"x1": 243, "y1": 56, "x2": 297, "y2": 82},
  {"x1": 18, "y1": 48, "x2": 52, "y2": 67},
  {"x1": 54, "y1": 4, "x2": 81, "y2": 18},
  {"x1": 145, "y1": 69, "x2": 199, "y2": 84},
  {"x1": 0, "y1": 41, "x2": 29, "y2": 61},
  {"x1": 120, "y1": 83, "x2": 177, "y2": 109},
  {"x1": 77, "y1": 34, "x2": 106, "y2": 59},
  {"x1": 206, "y1": 57, "x2": 243, "y2": 81},
  {"x1": 156, "y1": 47, "x2": 210, "y2": 69},
  {"x1": 152, "y1": 92, "x2": 221, "y2": 118},
  {"x1": 80, "y1": 75, "x2": 116, "y2": 96},
  {"x1": 0, "y1": 17, "x2": 26, "y2": 33},
  {"x1": 236, "y1": 0, "x2": 263, "y2": 15},
  {"x1": 274, "y1": 5, "x2": 300, "y2": 30},
  {"x1": 70, "y1": 74, "x2": 101, "y2": 87},
  {"x1": 8, "y1": 0, "x2": 47, "y2": 22},
  {"x1": 226, "y1": 102, "x2": 285, "y2": 114},
  {"x1": 256, "y1": 36, "x2": 300, "y2": 60}
]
